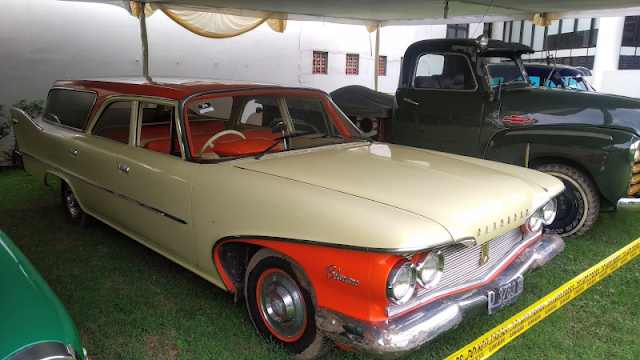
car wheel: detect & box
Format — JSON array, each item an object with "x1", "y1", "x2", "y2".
[
  {"x1": 535, "y1": 164, "x2": 599, "y2": 237},
  {"x1": 245, "y1": 248, "x2": 331, "y2": 359},
  {"x1": 61, "y1": 181, "x2": 92, "y2": 227}
]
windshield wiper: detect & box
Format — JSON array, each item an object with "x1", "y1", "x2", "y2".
[
  {"x1": 255, "y1": 131, "x2": 312, "y2": 160},
  {"x1": 313, "y1": 134, "x2": 373, "y2": 142}
]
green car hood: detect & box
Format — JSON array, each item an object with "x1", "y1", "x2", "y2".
[
  {"x1": 0, "y1": 230, "x2": 83, "y2": 359},
  {"x1": 500, "y1": 86, "x2": 640, "y2": 136}
]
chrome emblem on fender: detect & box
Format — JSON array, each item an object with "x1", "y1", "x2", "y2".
[{"x1": 325, "y1": 265, "x2": 359, "y2": 286}]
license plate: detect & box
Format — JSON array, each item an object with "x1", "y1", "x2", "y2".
[{"x1": 487, "y1": 276, "x2": 524, "y2": 315}]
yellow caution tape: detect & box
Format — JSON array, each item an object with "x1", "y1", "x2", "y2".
[{"x1": 446, "y1": 237, "x2": 640, "y2": 360}]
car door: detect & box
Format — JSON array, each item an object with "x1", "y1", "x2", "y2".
[
  {"x1": 113, "y1": 99, "x2": 199, "y2": 265},
  {"x1": 393, "y1": 52, "x2": 485, "y2": 157}
]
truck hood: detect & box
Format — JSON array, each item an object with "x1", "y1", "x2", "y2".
[
  {"x1": 234, "y1": 143, "x2": 563, "y2": 242},
  {"x1": 501, "y1": 86, "x2": 640, "y2": 135}
]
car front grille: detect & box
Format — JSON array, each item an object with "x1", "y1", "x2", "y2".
[
  {"x1": 387, "y1": 227, "x2": 530, "y2": 317},
  {"x1": 628, "y1": 163, "x2": 640, "y2": 196}
]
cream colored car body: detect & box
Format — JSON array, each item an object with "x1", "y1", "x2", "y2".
[{"x1": 14, "y1": 104, "x2": 561, "y2": 288}]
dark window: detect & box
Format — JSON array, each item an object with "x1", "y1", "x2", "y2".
[
  {"x1": 619, "y1": 56, "x2": 640, "y2": 70},
  {"x1": 92, "y1": 101, "x2": 132, "y2": 143},
  {"x1": 446, "y1": 24, "x2": 469, "y2": 39},
  {"x1": 622, "y1": 16, "x2": 640, "y2": 47},
  {"x1": 42, "y1": 89, "x2": 96, "y2": 130},
  {"x1": 313, "y1": 51, "x2": 328, "y2": 74},
  {"x1": 346, "y1": 54, "x2": 359, "y2": 75},
  {"x1": 378, "y1": 56, "x2": 387, "y2": 76},
  {"x1": 414, "y1": 53, "x2": 475, "y2": 90}
]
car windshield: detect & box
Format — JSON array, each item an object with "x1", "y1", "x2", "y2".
[
  {"x1": 182, "y1": 92, "x2": 364, "y2": 161},
  {"x1": 484, "y1": 58, "x2": 529, "y2": 86}
]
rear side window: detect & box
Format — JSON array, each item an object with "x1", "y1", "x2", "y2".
[{"x1": 42, "y1": 89, "x2": 96, "y2": 130}]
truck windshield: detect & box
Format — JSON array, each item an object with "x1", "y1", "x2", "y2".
[{"x1": 484, "y1": 58, "x2": 529, "y2": 86}]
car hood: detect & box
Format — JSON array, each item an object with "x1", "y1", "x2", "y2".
[
  {"x1": 0, "y1": 230, "x2": 83, "y2": 358},
  {"x1": 234, "y1": 143, "x2": 563, "y2": 242},
  {"x1": 501, "y1": 86, "x2": 640, "y2": 135}
]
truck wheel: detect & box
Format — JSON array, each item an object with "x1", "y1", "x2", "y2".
[
  {"x1": 61, "y1": 181, "x2": 92, "y2": 227},
  {"x1": 535, "y1": 164, "x2": 599, "y2": 237},
  {"x1": 245, "y1": 248, "x2": 331, "y2": 359}
]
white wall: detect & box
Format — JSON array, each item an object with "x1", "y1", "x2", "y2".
[
  {"x1": 599, "y1": 70, "x2": 640, "y2": 97},
  {"x1": 0, "y1": 0, "x2": 446, "y2": 111}
]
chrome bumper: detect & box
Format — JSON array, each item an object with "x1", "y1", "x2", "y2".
[
  {"x1": 315, "y1": 233, "x2": 565, "y2": 359},
  {"x1": 617, "y1": 197, "x2": 640, "y2": 212}
]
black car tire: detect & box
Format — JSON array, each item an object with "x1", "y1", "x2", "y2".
[
  {"x1": 61, "y1": 181, "x2": 92, "y2": 227},
  {"x1": 535, "y1": 164, "x2": 599, "y2": 237},
  {"x1": 245, "y1": 248, "x2": 332, "y2": 359}
]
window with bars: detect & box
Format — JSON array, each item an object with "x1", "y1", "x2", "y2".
[
  {"x1": 313, "y1": 51, "x2": 328, "y2": 74},
  {"x1": 346, "y1": 54, "x2": 359, "y2": 75},
  {"x1": 378, "y1": 56, "x2": 387, "y2": 76}
]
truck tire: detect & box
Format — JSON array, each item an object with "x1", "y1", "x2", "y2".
[{"x1": 535, "y1": 164, "x2": 599, "y2": 237}]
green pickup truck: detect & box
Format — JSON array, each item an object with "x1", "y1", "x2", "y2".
[{"x1": 389, "y1": 36, "x2": 640, "y2": 237}]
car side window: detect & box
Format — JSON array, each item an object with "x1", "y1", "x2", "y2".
[
  {"x1": 414, "y1": 53, "x2": 475, "y2": 90},
  {"x1": 42, "y1": 89, "x2": 96, "y2": 130},
  {"x1": 138, "y1": 102, "x2": 181, "y2": 157},
  {"x1": 92, "y1": 101, "x2": 133, "y2": 143}
]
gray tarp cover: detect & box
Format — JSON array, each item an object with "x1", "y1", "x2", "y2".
[{"x1": 330, "y1": 85, "x2": 393, "y2": 119}]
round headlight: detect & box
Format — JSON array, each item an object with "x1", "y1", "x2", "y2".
[
  {"x1": 523, "y1": 208, "x2": 544, "y2": 233},
  {"x1": 542, "y1": 199, "x2": 557, "y2": 225},
  {"x1": 415, "y1": 251, "x2": 444, "y2": 290},
  {"x1": 386, "y1": 260, "x2": 416, "y2": 305}
]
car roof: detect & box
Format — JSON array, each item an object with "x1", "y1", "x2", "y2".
[
  {"x1": 405, "y1": 38, "x2": 534, "y2": 57},
  {"x1": 52, "y1": 76, "x2": 285, "y2": 100}
]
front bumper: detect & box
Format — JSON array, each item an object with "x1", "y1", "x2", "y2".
[
  {"x1": 315, "y1": 232, "x2": 564, "y2": 359},
  {"x1": 616, "y1": 197, "x2": 640, "y2": 212}
]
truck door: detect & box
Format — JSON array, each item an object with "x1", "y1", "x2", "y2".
[{"x1": 393, "y1": 52, "x2": 485, "y2": 157}]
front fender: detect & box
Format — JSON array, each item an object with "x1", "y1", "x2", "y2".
[{"x1": 484, "y1": 125, "x2": 636, "y2": 203}]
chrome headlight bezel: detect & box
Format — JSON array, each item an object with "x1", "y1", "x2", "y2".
[
  {"x1": 386, "y1": 260, "x2": 417, "y2": 305},
  {"x1": 542, "y1": 199, "x2": 557, "y2": 225},
  {"x1": 523, "y1": 207, "x2": 544, "y2": 233},
  {"x1": 415, "y1": 250, "x2": 444, "y2": 290}
]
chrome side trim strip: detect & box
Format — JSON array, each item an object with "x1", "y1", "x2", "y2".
[
  {"x1": 386, "y1": 230, "x2": 541, "y2": 317},
  {"x1": 9, "y1": 341, "x2": 81, "y2": 360},
  {"x1": 21, "y1": 151, "x2": 187, "y2": 225}
]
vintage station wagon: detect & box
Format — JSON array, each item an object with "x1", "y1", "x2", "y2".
[{"x1": 12, "y1": 77, "x2": 564, "y2": 358}]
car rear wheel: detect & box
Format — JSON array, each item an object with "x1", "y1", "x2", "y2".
[
  {"x1": 61, "y1": 181, "x2": 92, "y2": 227},
  {"x1": 535, "y1": 164, "x2": 599, "y2": 237},
  {"x1": 245, "y1": 248, "x2": 331, "y2": 359}
]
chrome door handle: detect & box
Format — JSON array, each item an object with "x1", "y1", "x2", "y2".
[
  {"x1": 404, "y1": 98, "x2": 419, "y2": 105},
  {"x1": 118, "y1": 164, "x2": 130, "y2": 173},
  {"x1": 68, "y1": 148, "x2": 78, "y2": 156}
]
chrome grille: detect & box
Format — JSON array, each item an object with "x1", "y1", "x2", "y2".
[
  {"x1": 387, "y1": 228, "x2": 528, "y2": 317},
  {"x1": 420, "y1": 228, "x2": 524, "y2": 295}
]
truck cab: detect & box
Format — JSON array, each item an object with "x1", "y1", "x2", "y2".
[{"x1": 393, "y1": 36, "x2": 640, "y2": 237}]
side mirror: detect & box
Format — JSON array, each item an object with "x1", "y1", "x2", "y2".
[{"x1": 255, "y1": 107, "x2": 263, "y2": 114}]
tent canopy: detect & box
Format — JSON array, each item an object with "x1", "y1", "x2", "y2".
[{"x1": 72, "y1": 0, "x2": 640, "y2": 26}]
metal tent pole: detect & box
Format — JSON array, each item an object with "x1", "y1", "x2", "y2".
[
  {"x1": 374, "y1": 23, "x2": 380, "y2": 91},
  {"x1": 138, "y1": 2, "x2": 149, "y2": 76}
]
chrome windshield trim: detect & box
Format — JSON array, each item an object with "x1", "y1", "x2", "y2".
[
  {"x1": 21, "y1": 151, "x2": 187, "y2": 225},
  {"x1": 386, "y1": 230, "x2": 541, "y2": 317}
]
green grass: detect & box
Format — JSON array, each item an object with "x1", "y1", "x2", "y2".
[{"x1": 1, "y1": 167, "x2": 639, "y2": 359}]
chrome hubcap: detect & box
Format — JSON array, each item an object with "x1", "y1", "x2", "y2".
[
  {"x1": 259, "y1": 270, "x2": 305, "y2": 339},
  {"x1": 65, "y1": 188, "x2": 80, "y2": 218}
]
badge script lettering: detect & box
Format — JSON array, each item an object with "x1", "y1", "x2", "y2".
[{"x1": 325, "y1": 265, "x2": 359, "y2": 286}]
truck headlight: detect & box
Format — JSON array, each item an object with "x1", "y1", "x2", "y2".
[
  {"x1": 386, "y1": 260, "x2": 416, "y2": 305},
  {"x1": 542, "y1": 199, "x2": 557, "y2": 225},
  {"x1": 630, "y1": 140, "x2": 640, "y2": 162},
  {"x1": 415, "y1": 251, "x2": 444, "y2": 290}
]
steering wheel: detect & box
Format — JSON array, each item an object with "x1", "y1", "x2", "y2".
[
  {"x1": 268, "y1": 118, "x2": 321, "y2": 134},
  {"x1": 198, "y1": 130, "x2": 246, "y2": 157}
]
